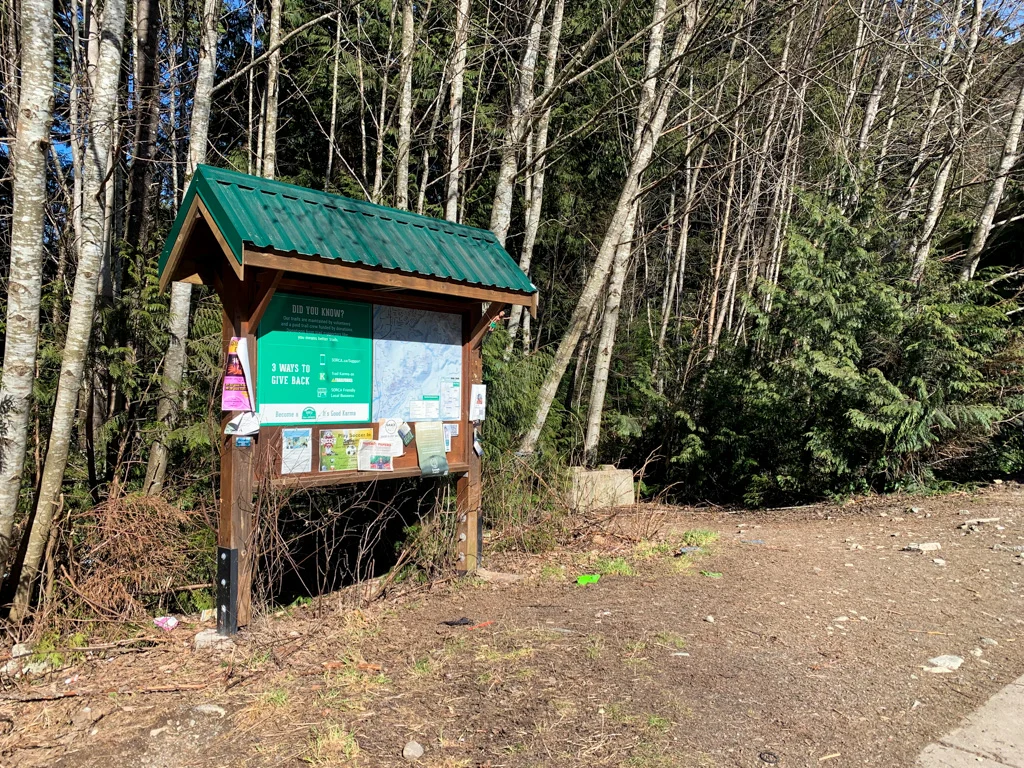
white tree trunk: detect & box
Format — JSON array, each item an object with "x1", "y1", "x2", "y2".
[
  {"x1": 188, "y1": 0, "x2": 219, "y2": 178},
  {"x1": 583, "y1": 203, "x2": 639, "y2": 456},
  {"x1": 326, "y1": 1, "x2": 343, "y2": 182},
  {"x1": 145, "y1": 0, "x2": 219, "y2": 494},
  {"x1": 856, "y1": 54, "x2": 889, "y2": 155},
  {"x1": 11, "y1": 0, "x2": 127, "y2": 622},
  {"x1": 143, "y1": 282, "x2": 192, "y2": 495},
  {"x1": 909, "y1": 0, "x2": 982, "y2": 283},
  {"x1": 488, "y1": 1, "x2": 545, "y2": 247},
  {"x1": 899, "y1": 2, "x2": 963, "y2": 218},
  {"x1": 395, "y1": 0, "x2": 414, "y2": 209},
  {"x1": 961, "y1": 77, "x2": 1024, "y2": 280},
  {"x1": 262, "y1": 0, "x2": 283, "y2": 180},
  {"x1": 507, "y1": 0, "x2": 565, "y2": 345},
  {"x1": 840, "y1": 0, "x2": 870, "y2": 151},
  {"x1": 372, "y1": 2, "x2": 397, "y2": 204},
  {"x1": 519, "y1": 0, "x2": 699, "y2": 455},
  {"x1": 444, "y1": 0, "x2": 472, "y2": 222},
  {"x1": 0, "y1": 0, "x2": 54, "y2": 569}
]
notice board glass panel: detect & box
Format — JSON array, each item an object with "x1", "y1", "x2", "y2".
[
  {"x1": 371, "y1": 304, "x2": 463, "y2": 423},
  {"x1": 256, "y1": 294, "x2": 463, "y2": 427}
]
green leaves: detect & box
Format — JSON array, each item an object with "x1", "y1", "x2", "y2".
[{"x1": 663, "y1": 193, "x2": 1024, "y2": 505}]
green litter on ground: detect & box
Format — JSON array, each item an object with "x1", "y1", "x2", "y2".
[{"x1": 576, "y1": 574, "x2": 601, "y2": 585}]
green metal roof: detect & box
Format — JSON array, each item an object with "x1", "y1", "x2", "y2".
[{"x1": 159, "y1": 165, "x2": 537, "y2": 295}]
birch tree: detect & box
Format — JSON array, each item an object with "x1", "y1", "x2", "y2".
[
  {"x1": 444, "y1": 0, "x2": 472, "y2": 222},
  {"x1": 262, "y1": 0, "x2": 284, "y2": 179},
  {"x1": 507, "y1": 0, "x2": 564, "y2": 347},
  {"x1": 0, "y1": 0, "x2": 54, "y2": 570},
  {"x1": 583, "y1": 0, "x2": 676, "y2": 456},
  {"x1": 144, "y1": 0, "x2": 221, "y2": 495},
  {"x1": 521, "y1": 0, "x2": 700, "y2": 456},
  {"x1": 960, "y1": 77, "x2": 1024, "y2": 280},
  {"x1": 11, "y1": 0, "x2": 128, "y2": 622},
  {"x1": 909, "y1": 0, "x2": 983, "y2": 284},
  {"x1": 489, "y1": 1, "x2": 545, "y2": 247},
  {"x1": 395, "y1": 0, "x2": 415, "y2": 209}
]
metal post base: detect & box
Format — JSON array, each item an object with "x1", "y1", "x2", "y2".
[{"x1": 216, "y1": 547, "x2": 239, "y2": 636}]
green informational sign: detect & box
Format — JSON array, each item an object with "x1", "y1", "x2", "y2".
[{"x1": 257, "y1": 293, "x2": 373, "y2": 425}]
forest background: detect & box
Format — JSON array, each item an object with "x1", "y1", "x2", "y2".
[{"x1": 1, "y1": 0, "x2": 1024, "y2": 628}]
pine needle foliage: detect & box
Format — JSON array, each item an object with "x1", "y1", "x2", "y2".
[{"x1": 659, "y1": 195, "x2": 1024, "y2": 505}]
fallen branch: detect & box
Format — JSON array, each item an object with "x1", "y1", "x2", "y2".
[{"x1": 1, "y1": 682, "x2": 210, "y2": 703}]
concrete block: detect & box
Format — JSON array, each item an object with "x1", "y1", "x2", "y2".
[
  {"x1": 939, "y1": 675, "x2": 1024, "y2": 767},
  {"x1": 918, "y1": 744, "x2": 1011, "y2": 768},
  {"x1": 569, "y1": 466, "x2": 635, "y2": 511}
]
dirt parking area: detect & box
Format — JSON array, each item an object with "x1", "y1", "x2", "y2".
[{"x1": 3, "y1": 484, "x2": 1023, "y2": 768}]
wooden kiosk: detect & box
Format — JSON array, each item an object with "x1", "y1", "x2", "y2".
[{"x1": 159, "y1": 166, "x2": 538, "y2": 634}]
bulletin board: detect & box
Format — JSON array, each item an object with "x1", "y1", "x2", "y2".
[{"x1": 252, "y1": 292, "x2": 472, "y2": 487}]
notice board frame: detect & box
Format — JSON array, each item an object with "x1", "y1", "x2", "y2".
[
  {"x1": 252, "y1": 279, "x2": 474, "y2": 487},
  {"x1": 213, "y1": 266, "x2": 494, "y2": 633},
  {"x1": 160, "y1": 190, "x2": 535, "y2": 637}
]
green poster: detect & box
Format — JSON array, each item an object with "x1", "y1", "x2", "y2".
[{"x1": 257, "y1": 293, "x2": 373, "y2": 425}]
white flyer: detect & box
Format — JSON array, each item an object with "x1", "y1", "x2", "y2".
[
  {"x1": 469, "y1": 384, "x2": 487, "y2": 421},
  {"x1": 377, "y1": 418, "x2": 405, "y2": 457},
  {"x1": 224, "y1": 411, "x2": 261, "y2": 436},
  {"x1": 281, "y1": 428, "x2": 312, "y2": 474},
  {"x1": 357, "y1": 440, "x2": 394, "y2": 472},
  {"x1": 409, "y1": 398, "x2": 441, "y2": 420},
  {"x1": 443, "y1": 423, "x2": 459, "y2": 453},
  {"x1": 440, "y1": 377, "x2": 461, "y2": 420}
]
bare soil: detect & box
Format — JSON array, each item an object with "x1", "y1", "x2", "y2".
[{"x1": 3, "y1": 484, "x2": 1023, "y2": 768}]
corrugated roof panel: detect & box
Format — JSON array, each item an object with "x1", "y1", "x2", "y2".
[{"x1": 160, "y1": 165, "x2": 536, "y2": 295}]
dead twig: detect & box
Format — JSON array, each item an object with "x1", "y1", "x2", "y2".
[{"x1": 1, "y1": 682, "x2": 210, "y2": 703}]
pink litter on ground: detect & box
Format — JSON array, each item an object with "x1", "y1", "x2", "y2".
[{"x1": 154, "y1": 616, "x2": 179, "y2": 632}]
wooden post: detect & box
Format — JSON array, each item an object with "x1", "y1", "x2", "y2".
[
  {"x1": 218, "y1": 313, "x2": 255, "y2": 633},
  {"x1": 216, "y1": 268, "x2": 279, "y2": 634},
  {"x1": 457, "y1": 304, "x2": 484, "y2": 572}
]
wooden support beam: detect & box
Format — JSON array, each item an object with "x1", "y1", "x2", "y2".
[
  {"x1": 217, "y1": 287, "x2": 258, "y2": 633},
  {"x1": 249, "y1": 269, "x2": 284, "y2": 328},
  {"x1": 470, "y1": 302, "x2": 508, "y2": 349},
  {"x1": 158, "y1": 196, "x2": 201, "y2": 292},
  {"x1": 457, "y1": 305, "x2": 484, "y2": 573},
  {"x1": 245, "y1": 248, "x2": 535, "y2": 308}
]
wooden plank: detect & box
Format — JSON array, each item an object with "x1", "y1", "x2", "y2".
[
  {"x1": 245, "y1": 248, "x2": 535, "y2": 307},
  {"x1": 471, "y1": 302, "x2": 507, "y2": 348},
  {"x1": 249, "y1": 269, "x2": 284, "y2": 328},
  {"x1": 259, "y1": 420, "x2": 467, "y2": 483},
  {"x1": 198, "y1": 198, "x2": 244, "y2": 282},
  {"x1": 158, "y1": 196, "x2": 200, "y2": 291},
  {"x1": 275, "y1": 276, "x2": 476, "y2": 316},
  {"x1": 273, "y1": 464, "x2": 470, "y2": 489},
  {"x1": 162, "y1": 199, "x2": 242, "y2": 290},
  {"x1": 457, "y1": 304, "x2": 484, "y2": 573},
  {"x1": 219, "y1": 298, "x2": 256, "y2": 627}
]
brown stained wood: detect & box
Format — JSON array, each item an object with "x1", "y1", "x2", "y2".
[
  {"x1": 245, "y1": 247, "x2": 534, "y2": 307},
  {"x1": 161, "y1": 201, "x2": 241, "y2": 290},
  {"x1": 273, "y1": 463, "x2": 470, "y2": 489},
  {"x1": 457, "y1": 304, "x2": 484, "y2": 573},
  {"x1": 220, "y1": 304, "x2": 256, "y2": 626},
  {"x1": 249, "y1": 269, "x2": 284, "y2": 328},
  {"x1": 259, "y1": 421, "x2": 468, "y2": 484},
  {"x1": 471, "y1": 302, "x2": 508, "y2": 348},
  {"x1": 274, "y1": 276, "x2": 475, "y2": 316},
  {"x1": 158, "y1": 196, "x2": 201, "y2": 291},
  {"x1": 198, "y1": 198, "x2": 244, "y2": 281}
]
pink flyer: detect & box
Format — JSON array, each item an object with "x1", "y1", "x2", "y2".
[{"x1": 222, "y1": 337, "x2": 253, "y2": 411}]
